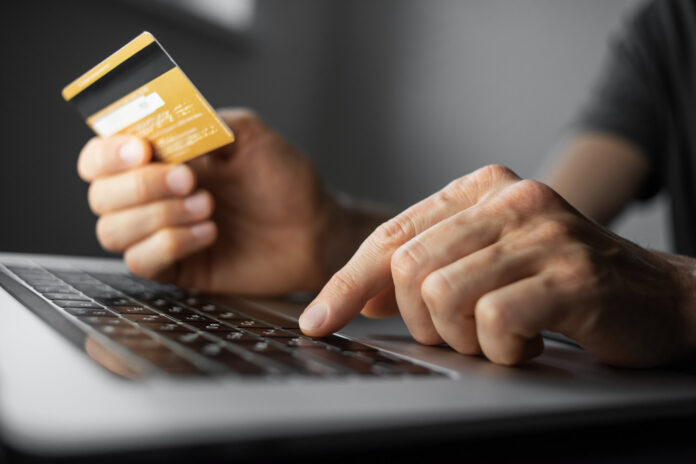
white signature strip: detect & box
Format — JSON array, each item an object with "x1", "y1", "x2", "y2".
[{"x1": 92, "y1": 92, "x2": 165, "y2": 137}]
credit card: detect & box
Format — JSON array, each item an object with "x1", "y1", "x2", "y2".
[{"x1": 62, "y1": 31, "x2": 234, "y2": 164}]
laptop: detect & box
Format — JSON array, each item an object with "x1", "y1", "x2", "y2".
[{"x1": 2, "y1": 251, "x2": 696, "y2": 460}]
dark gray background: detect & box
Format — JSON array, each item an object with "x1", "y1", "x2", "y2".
[{"x1": 0, "y1": 0, "x2": 665, "y2": 258}]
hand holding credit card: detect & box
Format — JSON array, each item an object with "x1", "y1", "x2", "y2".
[{"x1": 62, "y1": 31, "x2": 234, "y2": 164}]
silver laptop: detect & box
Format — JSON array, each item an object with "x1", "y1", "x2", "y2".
[{"x1": 2, "y1": 252, "x2": 696, "y2": 459}]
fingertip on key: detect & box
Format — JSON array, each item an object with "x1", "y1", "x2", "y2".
[{"x1": 299, "y1": 302, "x2": 327, "y2": 333}]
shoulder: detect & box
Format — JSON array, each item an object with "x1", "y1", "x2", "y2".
[{"x1": 623, "y1": 0, "x2": 694, "y2": 44}]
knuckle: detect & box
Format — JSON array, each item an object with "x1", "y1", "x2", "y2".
[
  {"x1": 95, "y1": 216, "x2": 122, "y2": 252},
  {"x1": 130, "y1": 168, "x2": 153, "y2": 203},
  {"x1": 373, "y1": 216, "x2": 414, "y2": 251},
  {"x1": 153, "y1": 202, "x2": 175, "y2": 228},
  {"x1": 435, "y1": 179, "x2": 472, "y2": 207},
  {"x1": 391, "y1": 240, "x2": 427, "y2": 282},
  {"x1": 421, "y1": 271, "x2": 453, "y2": 315},
  {"x1": 557, "y1": 244, "x2": 597, "y2": 282},
  {"x1": 327, "y1": 270, "x2": 360, "y2": 297},
  {"x1": 536, "y1": 218, "x2": 572, "y2": 242},
  {"x1": 513, "y1": 179, "x2": 557, "y2": 212},
  {"x1": 443, "y1": 175, "x2": 469, "y2": 197},
  {"x1": 479, "y1": 164, "x2": 518, "y2": 183},
  {"x1": 475, "y1": 294, "x2": 509, "y2": 336},
  {"x1": 539, "y1": 219, "x2": 571, "y2": 238}
]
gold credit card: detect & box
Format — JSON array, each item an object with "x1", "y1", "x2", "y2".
[{"x1": 62, "y1": 31, "x2": 234, "y2": 164}]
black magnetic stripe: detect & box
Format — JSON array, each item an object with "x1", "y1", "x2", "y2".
[{"x1": 68, "y1": 41, "x2": 176, "y2": 119}]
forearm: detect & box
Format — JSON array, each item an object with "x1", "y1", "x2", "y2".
[{"x1": 544, "y1": 133, "x2": 650, "y2": 225}]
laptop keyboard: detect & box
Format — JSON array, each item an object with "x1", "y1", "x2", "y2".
[{"x1": 3, "y1": 264, "x2": 445, "y2": 379}]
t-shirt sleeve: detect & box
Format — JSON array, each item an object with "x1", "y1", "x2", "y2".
[{"x1": 573, "y1": 1, "x2": 667, "y2": 201}]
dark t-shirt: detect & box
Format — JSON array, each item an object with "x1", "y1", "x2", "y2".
[{"x1": 575, "y1": 0, "x2": 696, "y2": 256}]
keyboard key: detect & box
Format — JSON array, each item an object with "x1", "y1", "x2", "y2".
[
  {"x1": 43, "y1": 292, "x2": 89, "y2": 301},
  {"x1": 35, "y1": 285, "x2": 74, "y2": 293},
  {"x1": 95, "y1": 324, "x2": 143, "y2": 337},
  {"x1": 245, "y1": 328, "x2": 294, "y2": 338},
  {"x1": 214, "y1": 311, "x2": 252, "y2": 323},
  {"x1": 234, "y1": 307, "x2": 300, "y2": 329},
  {"x1": 158, "y1": 305, "x2": 199, "y2": 319},
  {"x1": 63, "y1": 307, "x2": 116, "y2": 317},
  {"x1": 185, "y1": 321, "x2": 239, "y2": 332},
  {"x1": 159, "y1": 331, "x2": 211, "y2": 351},
  {"x1": 77, "y1": 315, "x2": 124, "y2": 326},
  {"x1": 140, "y1": 321, "x2": 190, "y2": 332},
  {"x1": 79, "y1": 291, "x2": 122, "y2": 299},
  {"x1": 52, "y1": 300, "x2": 104, "y2": 309},
  {"x1": 282, "y1": 328, "x2": 305, "y2": 336},
  {"x1": 235, "y1": 340, "x2": 286, "y2": 354},
  {"x1": 122, "y1": 313, "x2": 170, "y2": 323},
  {"x1": 181, "y1": 313, "x2": 216, "y2": 324},
  {"x1": 71, "y1": 284, "x2": 116, "y2": 296},
  {"x1": 221, "y1": 331, "x2": 262, "y2": 343},
  {"x1": 111, "y1": 305, "x2": 156, "y2": 315},
  {"x1": 279, "y1": 337, "x2": 326, "y2": 349},
  {"x1": 94, "y1": 297, "x2": 133, "y2": 306},
  {"x1": 196, "y1": 303, "x2": 221, "y2": 313},
  {"x1": 146, "y1": 298, "x2": 170, "y2": 307},
  {"x1": 197, "y1": 343, "x2": 224, "y2": 357},
  {"x1": 237, "y1": 319, "x2": 274, "y2": 329},
  {"x1": 128, "y1": 291, "x2": 158, "y2": 300}
]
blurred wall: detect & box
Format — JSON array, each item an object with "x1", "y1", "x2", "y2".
[
  {"x1": 313, "y1": 0, "x2": 667, "y2": 252},
  {"x1": 0, "y1": 0, "x2": 668, "y2": 258}
]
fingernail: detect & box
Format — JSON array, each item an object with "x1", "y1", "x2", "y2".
[
  {"x1": 167, "y1": 166, "x2": 193, "y2": 194},
  {"x1": 300, "y1": 303, "x2": 327, "y2": 332},
  {"x1": 191, "y1": 222, "x2": 215, "y2": 240},
  {"x1": 118, "y1": 140, "x2": 144, "y2": 166},
  {"x1": 184, "y1": 192, "x2": 209, "y2": 216}
]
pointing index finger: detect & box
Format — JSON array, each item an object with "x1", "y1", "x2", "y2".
[{"x1": 299, "y1": 165, "x2": 520, "y2": 337}]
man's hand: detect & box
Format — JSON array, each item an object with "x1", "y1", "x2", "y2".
[
  {"x1": 78, "y1": 109, "x2": 346, "y2": 294},
  {"x1": 300, "y1": 165, "x2": 696, "y2": 367}
]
